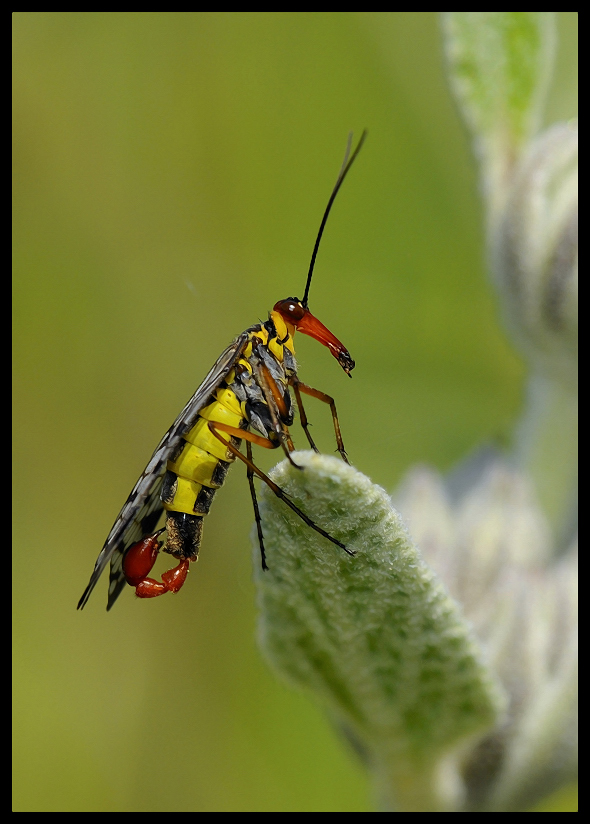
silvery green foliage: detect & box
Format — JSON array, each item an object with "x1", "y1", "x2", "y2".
[
  {"x1": 443, "y1": 12, "x2": 578, "y2": 392},
  {"x1": 443, "y1": 12, "x2": 578, "y2": 546},
  {"x1": 396, "y1": 454, "x2": 577, "y2": 811},
  {"x1": 254, "y1": 12, "x2": 576, "y2": 812},
  {"x1": 255, "y1": 452, "x2": 503, "y2": 812},
  {"x1": 255, "y1": 451, "x2": 577, "y2": 811},
  {"x1": 492, "y1": 122, "x2": 578, "y2": 391},
  {"x1": 441, "y1": 12, "x2": 556, "y2": 219}
]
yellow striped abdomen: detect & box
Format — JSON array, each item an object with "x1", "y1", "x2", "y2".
[{"x1": 163, "y1": 385, "x2": 245, "y2": 517}]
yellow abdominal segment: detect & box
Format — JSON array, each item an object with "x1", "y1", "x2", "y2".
[
  {"x1": 168, "y1": 442, "x2": 221, "y2": 486},
  {"x1": 164, "y1": 475, "x2": 204, "y2": 515},
  {"x1": 164, "y1": 386, "x2": 245, "y2": 516}
]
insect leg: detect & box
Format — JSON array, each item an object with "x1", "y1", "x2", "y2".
[
  {"x1": 257, "y1": 363, "x2": 290, "y2": 423},
  {"x1": 290, "y1": 379, "x2": 320, "y2": 454},
  {"x1": 252, "y1": 359, "x2": 299, "y2": 468},
  {"x1": 290, "y1": 377, "x2": 350, "y2": 464},
  {"x1": 209, "y1": 421, "x2": 280, "y2": 449},
  {"x1": 208, "y1": 422, "x2": 355, "y2": 557},
  {"x1": 246, "y1": 441, "x2": 268, "y2": 571}
]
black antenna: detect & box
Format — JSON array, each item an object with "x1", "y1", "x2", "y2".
[{"x1": 302, "y1": 130, "x2": 367, "y2": 308}]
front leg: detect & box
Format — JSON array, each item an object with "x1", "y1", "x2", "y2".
[
  {"x1": 290, "y1": 377, "x2": 350, "y2": 464},
  {"x1": 251, "y1": 358, "x2": 297, "y2": 463}
]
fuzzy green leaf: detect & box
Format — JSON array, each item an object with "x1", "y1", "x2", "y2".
[
  {"x1": 254, "y1": 452, "x2": 502, "y2": 810},
  {"x1": 442, "y1": 12, "x2": 555, "y2": 214}
]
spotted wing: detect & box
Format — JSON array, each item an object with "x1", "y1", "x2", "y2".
[{"x1": 77, "y1": 332, "x2": 250, "y2": 611}]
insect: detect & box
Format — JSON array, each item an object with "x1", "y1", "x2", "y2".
[{"x1": 78, "y1": 131, "x2": 366, "y2": 611}]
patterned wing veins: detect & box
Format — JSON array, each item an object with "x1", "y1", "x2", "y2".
[{"x1": 77, "y1": 333, "x2": 250, "y2": 610}]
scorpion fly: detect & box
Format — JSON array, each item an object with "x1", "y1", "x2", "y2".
[{"x1": 78, "y1": 131, "x2": 366, "y2": 610}]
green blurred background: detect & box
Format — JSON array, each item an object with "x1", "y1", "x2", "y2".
[{"x1": 13, "y1": 13, "x2": 577, "y2": 812}]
